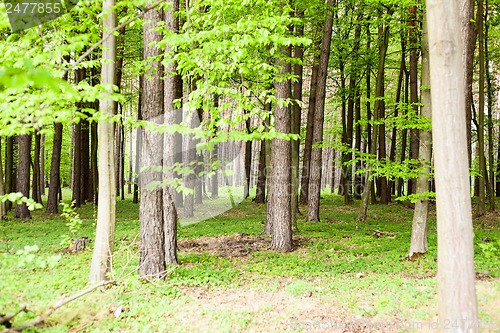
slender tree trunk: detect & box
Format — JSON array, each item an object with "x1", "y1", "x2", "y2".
[
  {"x1": 15, "y1": 134, "x2": 31, "y2": 219},
  {"x1": 163, "y1": 0, "x2": 180, "y2": 265},
  {"x1": 139, "y1": 4, "x2": 166, "y2": 278},
  {"x1": 409, "y1": 19, "x2": 431, "y2": 258},
  {"x1": 47, "y1": 123, "x2": 63, "y2": 213},
  {"x1": 243, "y1": 116, "x2": 252, "y2": 199},
  {"x1": 359, "y1": 18, "x2": 390, "y2": 222},
  {"x1": 40, "y1": 135, "x2": 45, "y2": 196},
  {"x1": 91, "y1": 121, "x2": 98, "y2": 204},
  {"x1": 5, "y1": 136, "x2": 14, "y2": 210},
  {"x1": 462, "y1": 0, "x2": 476, "y2": 170},
  {"x1": 291, "y1": 13, "x2": 304, "y2": 228},
  {"x1": 485, "y1": 2, "x2": 496, "y2": 206},
  {"x1": 72, "y1": 122, "x2": 82, "y2": 206},
  {"x1": 477, "y1": 0, "x2": 486, "y2": 215},
  {"x1": 408, "y1": 5, "x2": 420, "y2": 195},
  {"x1": 377, "y1": 20, "x2": 389, "y2": 205},
  {"x1": 133, "y1": 76, "x2": 143, "y2": 204},
  {"x1": 32, "y1": 132, "x2": 42, "y2": 204},
  {"x1": 254, "y1": 139, "x2": 266, "y2": 203},
  {"x1": 426, "y1": 1, "x2": 478, "y2": 329},
  {"x1": 0, "y1": 138, "x2": 6, "y2": 218},
  {"x1": 299, "y1": 58, "x2": 320, "y2": 205},
  {"x1": 89, "y1": 0, "x2": 117, "y2": 283},
  {"x1": 307, "y1": 0, "x2": 335, "y2": 222}
]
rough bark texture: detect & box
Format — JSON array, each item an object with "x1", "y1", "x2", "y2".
[
  {"x1": 426, "y1": 1, "x2": 479, "y2": 329},
  {"x1": 267, "y1": 39, "x2": 292, "y2": 251},
  {"x1": 89, "y1": 0, "x2": 117, "y2": 283},
  {"x1": 409, "y1": 19, "x2": 431, "y2": 258},
  {"x1": 15, "y1": 134, "x2": 31, "y2": 219},
  {"x1": 138, "y1": 5, "x2": 166, "y2": 278},
  {"x1": 307, "y1": 0, "x2": 334, "y2": 222}
]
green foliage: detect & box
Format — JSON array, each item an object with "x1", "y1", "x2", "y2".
[
  {"x1": 1, "y1": 192, "x2": 43, "y2": 211},
  {"x1": 60, "y1": 202, "x2": 84, "y2": 247}
]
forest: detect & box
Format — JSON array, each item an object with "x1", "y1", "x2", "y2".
[{"x1": 0, "y1": 0, "x2": 499, "y2": 331}]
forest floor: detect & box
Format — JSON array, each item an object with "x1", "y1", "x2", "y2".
[{"x1": 0, "y1": 192, "x2": 499, "y2": 332}]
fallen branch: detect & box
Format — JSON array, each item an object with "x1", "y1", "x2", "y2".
[
  {"x1": 0, "y1": 305, "x2": 27, "y2": 328},
  {"x1": 0, "y1": 280, "x2": 116, "y2": 333}
]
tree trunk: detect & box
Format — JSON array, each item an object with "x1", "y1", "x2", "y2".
[
  {"x1": 138, "y1": 4, "x2": 166, "y2": 278},
  {"x1": 359, "y1": 18, "x2": 390, "y2": 222},
  {"x1": 0, "y1": 138, "x2": 6, "y2": 218},
  {"x1": 47, "y1": 123, "x2": 63, "y2": 213},
  {"x1": 32, "y1": 132, "x2": 42, "y2": 204},
  {"x1": 291, "y1": 13, "x2": 304, "y2": 229},
  {"x1": 254, "y1": 139, "x2": 266, "y2": 203},
  {"x1": 5, "y1": 136, "x2": 15, "y2": 211},
  {"x1": 15, "y1": 134, "x2": 31, "y2": 219},
  {"x1": 462, "y1": 0, "x2": 476, "y2": 170},
  {"x1": 409, "y1": 18, "x2": 431, "y2": 258},
  {"x1": 377, "y1": 20, "x2": 389, "y2": 204},
  {"x1": 89, "y1": 0, "x2": 117, "y2": 283},
  {"x1": 426, "y1": 1, "x2": 478, "y2": 329},
  {"x1": 299, "y1": 57, "x2": 320, "y2": 205},
  {"x1": 477, "y1": 0, "x2": 486, "y2": 215},
  {"x1": 307, "y1": 0, "x2": 335, "y2": 222},
  {"x1": 268, "y1": 17, "x2": 293, "y2": 251},
  {"x1": 163, "y1": 0, "x2": 180, "y2": 265},
  {"x1": 133, "y1": 76, "x2": 143, "y2": 204},
  {"x1": 485, "y1": 1, "x2": 496, "y2": 205},
  {"x1": 408, "y1": 5, "x2": 420, "y2": 195}
]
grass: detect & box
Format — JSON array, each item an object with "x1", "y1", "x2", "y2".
[{"x1": 0, "y1": 191, "x2": 499, "y2": 332}]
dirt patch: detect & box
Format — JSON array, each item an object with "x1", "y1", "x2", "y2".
[
  {"x1": 474, "y1": 211, "x2": 500, "y2": 229},
  {"x1": 178, "y1": 234, "x2": 311, "y2": 258}
]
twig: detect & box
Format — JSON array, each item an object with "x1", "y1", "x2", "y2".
[
  {"x1": 62, "y1": 0, "x2": 166, "y2": 78},
  {"x1": 0, "y1": 305, "x2": 27, "y2": 327},
  {"x1": 1, "y1": 280, "x2": 116, "y2": 333}
]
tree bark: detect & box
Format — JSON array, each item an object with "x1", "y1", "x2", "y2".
[
  {"x1": 32, "y1": 132, "x2": 42, "y2": 204},
  {"x1": 15, "y1": 134, "x2": 31, "y2": 218},
  {"x1": 426, "y1": 1, "x2": 478, "y2": 329},
  {"x1": 307, "y1": 0, "x2": 335, "y2": 222},
  {"x1": 89, "y1": 0, "x2": 117, "y2": 283},
  {"x1": 409, "y1": 18, "x2": 431, "y2": 258},
  {"x1": 476, "y1": 0, "x2": 486, "y2": 215},
  {"x1": 268, "y1": 28, "x2": 293, "y2": 251},
  {"x1": 138, "y1": 4, "x2": 166, "y2": 278},
  {"x1": 408, "y1": 5, "x2": 420, "y2": 195},
  {"x1": 163, "y1": 0, "x2": 180, "y2": 265},
  {"x1": 299, "y1": 57, "x2": 320, "y2": 205},
  {"x1": 47, "y1": 123, "x2": 63, "y2": 213}
]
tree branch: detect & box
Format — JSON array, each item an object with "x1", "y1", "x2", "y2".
[{"x1": 0, "y1": 280, "x2": 116, "y2": 333}]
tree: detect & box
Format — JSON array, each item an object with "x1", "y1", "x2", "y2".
[
  {"x1": 15, "y1": 134, "x2": 31, "y2": 219},
  {"x1": 139, "y1": 3, "x2": 167, "y2": 278},
  {"x1": 89, "y1": 0, "x2": 117, "y2": 283},
  {"x1": 163, "y1": 0, "x2": 180, "y2": 266},
  {"x1": 267, "y1": 3, "x2": 293, "y2": 251},
  {"x1": 307, "y1": 0, "x2": 335, "y2": 222},
  {"x1": 426, "y1": 0, "x2": 478, "y2": 329},
  {"x1": 409, "y1": 17, "x2": 431, "y2": 258}
]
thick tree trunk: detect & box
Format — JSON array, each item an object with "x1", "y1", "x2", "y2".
[
  {"x1": 15, "y1": 134, "x2": 31, "y2": 219},
  {"x1": 268, "y1": 51, "x2": 292, "y2": 251},
  {"x1": 409, "y1": 19, "x2": 431, "y2": 258},
  {"x1": 426, "y1": 1, "x2": 478, "y2": 329},
  {"x1": 307, "y1": 0, "x2": 335, "y2": 222},
  {"x1": 138, "y1": 5, "x2": 166, "y2": 278},
  {"x1": 89, "y1": 0, "x2": 117, "y2": 283}
]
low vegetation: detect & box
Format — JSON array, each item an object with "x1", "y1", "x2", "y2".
[{"x1": 1, "y1": 193, "x2": 499, "y2": 332}]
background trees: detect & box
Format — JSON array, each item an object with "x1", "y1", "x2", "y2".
[{"x1": 0, "y1": 2, "x2": 498, "y2": 324}]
